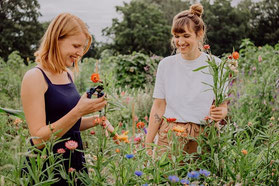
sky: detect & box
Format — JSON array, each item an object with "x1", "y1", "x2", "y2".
[{"x1": 37, "y1": 0, "x2": 244, "y2": 42}]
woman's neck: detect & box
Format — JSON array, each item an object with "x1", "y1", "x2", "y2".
[{"x1": 181, "y1": 50, "x2": 201, "y2": 60}]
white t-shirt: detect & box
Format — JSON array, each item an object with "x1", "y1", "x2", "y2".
[{"x1": 153, "y1": 52, "x2": 221, "y2": 124}]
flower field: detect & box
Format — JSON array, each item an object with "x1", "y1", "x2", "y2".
[{"x1": 0, "y1": 40, "x2": 279, "y2": 185}]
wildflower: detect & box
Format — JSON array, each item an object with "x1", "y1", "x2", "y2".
[
  {"x1": 142, "y1": 184, "x2": 148, "y2": 186},
  {"x1": 68, "y1": 167, "x2": 76, "y2": 173},
  {"x1": 134, "y1": 116, "x2": 139, "y2": 122},
  {"x1": 232, "y1": 51, "x2": 239, "y2": 60},
  {"x1": 136, "y1": 122, "x2": 145, "y2": 129},
  {"x1": 252, "y1": 67, "x2": 256, "y2": 71},
  {"x1": 115, "y1": 148, "x2": 120, "y2": 153},
  {"x1": 134, "y1": 171, "x2": 143, "y2": 177},
  {"x1": 187, "y1": 171, "x2": 200, "y2": 179},
  {"x1": 270, "y1": 117, "x2": 275, "y2": 121},
  {"x1": 172, "y1": 126, "x2": 186, "y2": 133},
  {"x1": 144, "y1": 115, "x2": 149, "y2": 122},
  {"x1": 143, "y1": 127, "x2": 147, "y2": 134},
  {"x1": 166, "y1": 118, "x2": 177, "y2": 123},
  {"x1": 57, "y1": 148, "x2": 66, "y2": 154},
  {"x1": 91, "y1": 73, "x2": 100, "y2": 83},
  {"x1": 93, "y1": 117, "x2": 102, "y2": 125},
  {"x1": 168, "y1": 175, "x2": 179, "y2": 183},
  {"x1": 247, "y1": 122, "x2": 252, "y2": 126},
  {"x1": 203, "y1": 44, "x2": 210, "y2": 50},
  {"x1": 125, "y1": 154, "x2": 134, "y2": 159},
  {"x1": 13, "y1": 118, "x2": 22, "y2": 125},
  {"x1": 117, "y1": 133, "x2": 129, "y2": 143},
  {"x1": 204, "y1": 116, "x2": 211, "y2": 121},
  {"x1": 65, "y1": 140, "x2": 78, "y2": 150},
  {"x1": 134, "y1": 137, "x2": 141, "y2": 143},
  {"x1": 90, "y1": 130, "x2": 96, "y2": 135},
  {"x1": 241, "y1": 149, "x2": 248, "y2": 155},
  {"x1": 180, "y1": 179, "x2": 190, "y2": 185},
  {"x1": 228, "y1": 55, "x2": 233, "y2": 59},
  {"x1": 258, "y1": 55, "x2": 262, "y2": 62},
  {"x1": 121, "y1": 91, "x2": 125, "y2": 96},
  {"x1": 199, "y1": 169, "x2": 211, "y2": 177}
]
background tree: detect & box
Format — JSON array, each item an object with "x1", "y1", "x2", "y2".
[
  {"x1": 248, "y1": 0, "x2": 279, "y2": 46},
  {"x1": 0, "y1": 0, "x2": 43, "y2": 63},
  {"x1": 103, "y1": 0, "x2": 171, "y2": 57},
  {"x1": 201, "y1": 0, "x2": 250, "y2": 56}
]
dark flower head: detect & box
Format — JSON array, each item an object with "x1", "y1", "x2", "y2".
[
  {"x1": 134, "y1": 170, "x2": 143, "y2": 177},
  {"x1": 168, "y1": 175, "x2": 179, "y2": 183},
  {"x1": 125, "y1": 154, "x2": 134, "y2": 159}
]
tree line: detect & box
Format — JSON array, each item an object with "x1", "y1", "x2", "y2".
[{"x1": 0, "y1": 0, "x2": 278, "y2": 62}]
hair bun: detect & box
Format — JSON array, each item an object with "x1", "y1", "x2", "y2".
[{"x1": 190, "y1": 3, "x2": 203, "y2": 17}]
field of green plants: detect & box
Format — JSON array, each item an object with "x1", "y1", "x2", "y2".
[{"x1": 0, "y1": 39, "x2": 279, "y2": 185}]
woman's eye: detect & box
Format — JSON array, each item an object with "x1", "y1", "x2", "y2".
[
  {"x1": 174, "y1": 35, "x2": 179, "y2": 38},
  {"x1": 184, "y1": 35, "x2": 190, "y2": 38}
]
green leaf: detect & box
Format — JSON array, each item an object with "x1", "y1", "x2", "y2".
[{"x1": 192, "y1": 65, "x2": 208, "y2": 72}]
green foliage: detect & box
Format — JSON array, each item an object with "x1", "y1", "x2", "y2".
[
  {"x1": 0, "y1": 0, "x2": 44, "y2": 61},
  {"x1": 103, "y1": 0, "x2": 171, "y2": 57},
  {"x1": 107, "y1": 52, "x2": 161, "y2": 89},
  {"x1": 0, "y1": 51, "x2": 33, "y2": 109}
]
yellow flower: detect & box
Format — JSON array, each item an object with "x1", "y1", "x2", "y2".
[{"x1": 172, "y1": 126, "x2": 186, "y2": 133}]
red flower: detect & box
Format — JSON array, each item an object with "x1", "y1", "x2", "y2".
[
  {"x1": 136, "y1": 122, "x2": 145, "y2": 129},
  {"x1": 232, "y1": 51, "x2": 239, "y2": 60},
  {"x1": 166, "y1": 118, "x2": 176, "y2": 123},
  {"x1": 134, "y1": 137, "x2": 141, "y2": 143},
  {"x1": 68, "y1": 167, "x2": 76, "y2": 173},
  {"x1": 203, "y1": 44, "x2": 210, "y2": 50},
  {"x1": 57, "y1": 148, "x2": 66, "y2": 154},
  {"x1": 90, "y1": 130, "x2": 96, "y2": 135},
  {"x1": 228, "y1": 55, "x2": 233, "y2": 60},
  {"x1": 65, "y1": 140, "x2": 78, "y2": 151},
  {"x1": 91, "y1": 73, "x2": 100, "y2": 83}
]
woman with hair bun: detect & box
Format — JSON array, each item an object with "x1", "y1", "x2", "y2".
[
  {"x1": 21, "y1": 13, "x2": 113, "y2": 185},
  {"x1": 145, "y1": 4, "x2": 228, "y2": 156}
]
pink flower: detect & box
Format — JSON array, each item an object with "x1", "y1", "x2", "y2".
[
  {"x1": 68, "y1": 167, "x2": 76, "y2": 173},
  {"x1": 121, "y1": 91, "x2": 125, "y2": 96},
  {"x1": 144, "y1": 116, "x2": 149, "y2": 122},
  {"x1": 134, "y1": 116, "x2": 139, "y2": 122},
  {"x1": 57, "y1": 148, "x2": 66, "y2": 154},
  {"x1": 65, "y1": 140, "x2": 78, "y2": 151},
  {"x1": 134, "y1": 137, "x2": 141, "y2": 143},
  {"x1": 203, "y1": 44, "x2": 210, "y2": 50},
  {"x1": 258, "y1": 55, "x2": 262, "y2": 62},
  {"x1": 252, "y1": 67, "x2": 256, "y2": 71}
]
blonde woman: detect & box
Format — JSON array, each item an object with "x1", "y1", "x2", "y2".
[{"x1": 21, "y1": 13, "x2": 108, "y2": 184}]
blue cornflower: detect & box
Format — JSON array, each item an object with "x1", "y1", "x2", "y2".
[
  {"x1": 143, "y1": 127, "x2": 147, "y2": 134},
  {"x1": 134, "y1": 170, "x2": 143, "y2": 177},
  {"x1": 180, "y1": 179, "x2": 190, "y2": 185},
  {"x1": 199, "y1": 169, "x2": 211, "y2": 177},
  {"x1": 187, "y1": 171, "x2": 200, "y2": 179},
  {"x1": 125, "y1": 154, "x2": 134, "y2": 159},
  {"x1": 142, "y1": 184, "x2": 148, "y2": 186},
  {"x1": 168, "y1": 175, "x2": 179, "y2": 183}
]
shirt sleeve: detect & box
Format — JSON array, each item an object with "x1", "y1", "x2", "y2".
[{"x1": 153, "y1": 60, "x2": 165, "y2": 99}]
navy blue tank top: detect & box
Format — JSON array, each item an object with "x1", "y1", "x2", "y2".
[{"x1": 35, "y1": 67, "x2": 86, "y2": 174}]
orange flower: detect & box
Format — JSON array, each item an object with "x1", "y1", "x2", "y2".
[
  {"x1": 136, "y1": 122, "x2": 145, "y2": 129},
  {"x1": 65, "y1": 140, "x2": 78, "y2": 150},
  {"x1": 172, "y1": 126, "x2": 186, "y2": 133},
  {"x1": 232, "y1": 51, "x2": 239, "y2": 60},
  {"x1": 13, "y1": 118, "x2": 22, "y2": 125},
  {"x1": 166, "y1": 118, "x2": 176, "y2": 123},
  {"x1": 93, "y1": 117, "x2": 102, "y2": 125},
  {"x1": 115, "y1": 148, "x2": 120, "y2": 153},
  {"x1": 68, "y1": 167, "x2": 76, "y2": 173},
  {"x1": 91, "y1": 73, "x2": 100, "y2": 83},
  {"x1": 203, "y1": 44, "x2": 210, "y2": 50},
  {"x1": 241, "y1": 149, "x2": 248, "y2": 155}
]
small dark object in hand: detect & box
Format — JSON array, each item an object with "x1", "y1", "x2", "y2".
[{"x1": 86, "y1": 85, "x2": 104, "y2": 98}]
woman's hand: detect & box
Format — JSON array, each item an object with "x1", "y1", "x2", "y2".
[
  {"x1": 75, "y1": 93, "x2": 107, "y2": 117},
  {"x1": 209, "y1": 103, "x2": 228, "y2": 122}
]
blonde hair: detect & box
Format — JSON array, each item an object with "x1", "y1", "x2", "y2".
[
  {"x1": 35, "y1": 13, "x2": 92, "y2": 73},
  {"x1": 171, "y1": 3, "x2": 206, "y2": 51}
]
